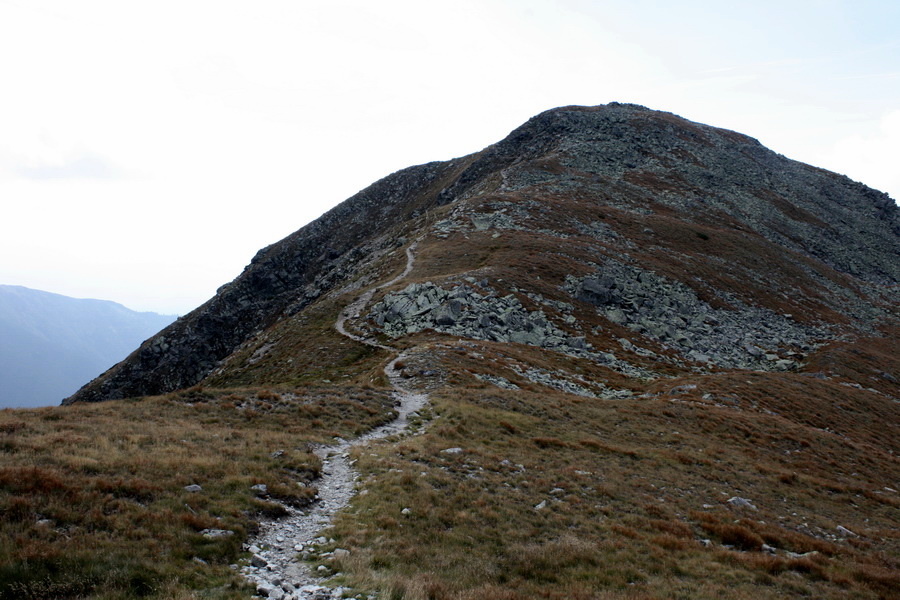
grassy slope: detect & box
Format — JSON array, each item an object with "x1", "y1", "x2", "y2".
[
  {"x1": 324, "y1": 340, "x2": 899, "y2": 599},
  {"x1": 2, "y1": 173, "x2": 897, "y2": 599},
  {"x1": 0, "y1": 384, "x2": 393, "y2": 599}
]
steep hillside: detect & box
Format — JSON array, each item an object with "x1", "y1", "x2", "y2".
[
  {"x1": 16, "y1": 103, "x2": 900, "y2": 599},
  {"x1": 0, "y1": 286, "x2": 174, "y2": 408}
]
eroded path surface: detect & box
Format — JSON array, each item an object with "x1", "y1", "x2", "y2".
[
  {"x1": 243, "y1": 242, "x2": 427, "y2": 600},
  {"x1": 335, "y1": 241, "x2": 418, "y2": 350}
]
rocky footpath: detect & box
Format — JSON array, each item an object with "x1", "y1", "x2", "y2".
[
  {"x1": 241, "y1": 356, "x2": 427, "y2": 600},
  {"x1": 242, "y1": 240, "x2": 429, "y2": 600},
  {"x1": 242, "y1": 354, "x2": 428, "y2": 600}
]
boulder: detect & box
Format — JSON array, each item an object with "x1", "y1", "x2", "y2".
[{"x1": 250, "y1": 554, "x2": 268, "y2": 568}]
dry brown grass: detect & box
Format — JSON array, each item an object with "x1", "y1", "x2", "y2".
[
  {"x1": 0, "y1": 384, "x2": 393, "y2": 599},
  {"x1": 315, "y1": 338, "x2": 898, "y2": 599},
  {"x1": 5, "y1": 160, "x2": 897, "y2": 599}
]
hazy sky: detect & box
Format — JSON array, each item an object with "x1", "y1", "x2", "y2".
[{"x1": 2, "y1": 0, "x2": 898, "y2": 315}]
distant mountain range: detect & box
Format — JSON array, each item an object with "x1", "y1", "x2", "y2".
[{"x1": 0, "y1": 285, "x2": 175, "y2": 408}]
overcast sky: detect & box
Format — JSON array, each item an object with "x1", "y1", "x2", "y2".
[{"x1": 2, "y1": 0, "x2": 898, "y2": 315}]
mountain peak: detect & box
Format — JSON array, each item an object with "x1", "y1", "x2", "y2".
[
  {"x1": 64, "y1": 104, "x2": 898, "y2": 404},
  {"x1": 28, "y1": 104, "x2": 900, "y2": 599}
]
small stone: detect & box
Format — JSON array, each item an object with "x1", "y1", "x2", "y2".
[
  {"x1": 251, "y1": 483, "x2": 268, "y2": 494},
  {"x1": 761, "y1": 543, "x2": 777, "y2": 554},
  {"x1": 401, "y1": 508, "x2": 411, "y2": 516},
  {"x1": 334, "y1": 548, "x2": 350, "y2": 558},
  {"x1": 727, "y1": 496, "x2": 758, "y2": 511},
  {"x1": 836, "y1": 525, "x2": 858, "y2": 537},
  {"x1": 248, "y1": 544, "x2": 261, "y2": 554},
  {"x1": 200, "y1": 528, "x2": 234, "y2": 539},
  {"x1": 294, "y1": 544, "x2": 304, "y2": 551},
  {"x1": 441, "y1": 447, "x2": 463, "y2": 454},
  {"x1": 184, "y1": 484, "x2": 202, "y2": 493},
  {"x1": 534, "y1": 500, "x2": 547, "y2": 510},
  {"x1": 317, "y1": 565, "x2": 329, "y2": 573}
]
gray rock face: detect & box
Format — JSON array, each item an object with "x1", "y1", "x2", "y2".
[
  {"x1": 200, "y1": 528, "x2": 234, "y2": 539},
  {"x1": 250, "y1": 554, "x2": 268, "y2": 568},
  {"x1": 366, "y1": 260, "x2": 830, "y2": 375},
  {"x1": 372, "y1": 281, "x2": 595, "y2": 354},
  {"x1": 371, "y1": 282, "x2": 579, "y2": 348},
  {"x1": 368, "y1": 280, "x2": 655, "y2": 380},
  {"x1": 727, "y1": 496, "x2": 759, "y2": 511},
  {"x1": 565, "y1": 258, "x2": 831, "y2": 369}
]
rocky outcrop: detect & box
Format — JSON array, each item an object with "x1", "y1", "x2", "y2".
[
  {"x1": 365, "y1": 261, "x2": 831, "y2": 373},
  {"x1": 565, "y1": 258, "x2": 831, "y2": 370},
  {"x1": 371, "y1": 281, "x2": 584, "y2": 349},
  {"x1": 367, "y1": 280, "x2": 653, "y2": 378}
]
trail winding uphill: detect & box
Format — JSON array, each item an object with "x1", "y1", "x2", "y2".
[{"x1": 242, "y1": 241, "x2": 428, "y2": 600}]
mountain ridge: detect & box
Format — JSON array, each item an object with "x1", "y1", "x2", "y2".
[
  {"x1": 10, "y1": 103, "x2": 900, "y2": 599},
  {"x1": 65, "y1": 103, "x2": 897, "y2": 405},
  {"x1": 0, "y1": 285, "x2": 174, "y2": 407}
]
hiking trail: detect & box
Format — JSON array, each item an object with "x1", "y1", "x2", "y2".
[{"x1": 242, "y1": 241, "x2": 427, "y2": 600}]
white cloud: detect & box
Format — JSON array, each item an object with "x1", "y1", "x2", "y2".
[
  {"x1": 814, "y1": 110, "x2": 900, "y2": 201},
  {"x1": 16, "y1": 151, "x2": 123, "y2": 180},
  {"x1": 0, "y1": 1, "x2": 897, "y2": 313}
]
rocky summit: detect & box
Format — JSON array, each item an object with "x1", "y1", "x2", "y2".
[
  {"x1": 56, "y1": 103, "x2": 899, "y2": 599},
  {"x1": 66, "y1": 103, "x2": 898, "y2": 404}
]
